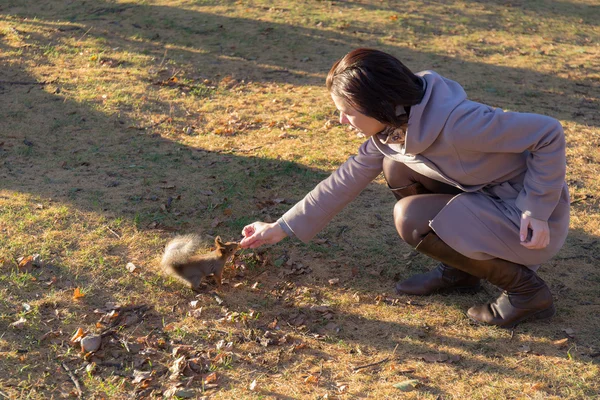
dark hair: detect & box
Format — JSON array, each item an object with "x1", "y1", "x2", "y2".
[{"x1": 326, "y1": 48, "x2": 424, "y2": 128}]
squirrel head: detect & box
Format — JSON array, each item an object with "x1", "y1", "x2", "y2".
[{"x1": 215, "y1": 236, "x2": 239, "y2": 257}]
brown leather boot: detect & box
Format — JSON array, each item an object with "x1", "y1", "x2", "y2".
[
  {"x1": 395, "y1": 263, "x2": 481, "y2": 295},
  {"x1": 415, "y1": 232, "x2": 555, "y2": 328}
]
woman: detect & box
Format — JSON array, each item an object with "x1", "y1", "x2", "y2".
[{"x1": 239, "y1": 48, "x2": 570, "y2": 328}]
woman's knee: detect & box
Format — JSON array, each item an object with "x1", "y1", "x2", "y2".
[
  {"x1": 393, "y1": 198, "x2": 429, "y2": 247},
  {"x1": 393, "y1": 194, "x2": 455, "y2": 247}
]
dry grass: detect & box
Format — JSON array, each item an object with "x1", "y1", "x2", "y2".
[{"x1": 0, "y1": 0, "x2": 599, "y2": 399}]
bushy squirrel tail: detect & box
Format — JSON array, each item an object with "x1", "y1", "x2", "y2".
[{"x1": 161, "y1": 234, "x2": 202, "y2": 269}]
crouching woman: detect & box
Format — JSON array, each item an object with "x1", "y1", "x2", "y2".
[{"x1": 240, "y1": 48, "x2": 570, "y2": 328}]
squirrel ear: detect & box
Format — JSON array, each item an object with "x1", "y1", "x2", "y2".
[{"x1": 215, "y1": 236, "x2": 223, "y2": 245}]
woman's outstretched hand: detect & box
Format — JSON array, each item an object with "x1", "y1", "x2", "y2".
[
  {"x1": 240, "y1": 221, "x2": 288, "y2": 249},
  {"x1": 520, "y1": 212, "x2": 550, "y2": 249}
]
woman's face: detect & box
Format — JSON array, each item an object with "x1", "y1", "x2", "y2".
[{"x1": 331, "y1": 94, "x2": 385, "y2": 137}]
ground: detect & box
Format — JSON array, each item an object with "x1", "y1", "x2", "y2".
[{"x1": 0, "y1": 0, "x2": 599, "y2": 399}]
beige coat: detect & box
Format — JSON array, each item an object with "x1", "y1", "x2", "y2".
[{"x1": 278, "y1": 71, "x2": 569, "y2": 266}]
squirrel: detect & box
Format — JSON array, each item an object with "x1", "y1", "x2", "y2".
[{"x1": 161, "y1": 234, "x2": 239, "y2": 291}]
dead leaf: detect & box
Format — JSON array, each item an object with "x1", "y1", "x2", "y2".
[
  {"x1": 393, "y1": 379, "x2": 420, "y2": 392},
  {"x1": 204, "y1": 371, "x2": 218, "y2": 384},
  {"x1": 9, "y1": 317, "x2": 27, "y2": 329},
  {"x1": 517, "y1": 345, "x2": 532, "y2": 354},
  {"x1": 304, "y1": 374, "x2": 319, "y2": 385},
  {"x1": 211, "y1": 217, "x2": 221, "y2": 228},
  {"x1": 531, "y1": 382, "x2": 545, "y2": 391},
  {"x1": 70, "y1": 328, "x2": 86, "y2": 343},
  {"x1": 292, "y1": 342, "x2": 307, "y2": 352},
  {"x1": 18, "y1": 256, "x2": 34, "y2": 273},
  {"x1": 553, "y1": 338, "x2": 569, "y2": 348},
  {"x1": 132, "y1": 370, "x2": 153, "y2": 384},
  {"x1": 328, "y1": 278, "x2": 340, "y2": 285},
  {"x1": 73, "y1": 287, "x2": 85, "y2": 300},
  {"x1": 223, "y1": 207, "x2": 233, "y2": 216},
  {"x1": 126, "y1": 262, "x2": 137, "y2": 273},
  {"x1": 170, "y1": 356, "x2": 187, "y2": 380},
  {"x1": 562, "y1": 328, "x2": 576, "y2": 338},
  {"x1": 86, "y1": 362, "x2": 97, "y2": 375},
  {"x1": 249, "y1": 379, "x2": 258, "y2": 391}
]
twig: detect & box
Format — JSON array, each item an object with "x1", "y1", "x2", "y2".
[
  {"x1": 352, "y1": 357, "x2": 391, "y2": 372},
  {"x1": 158, "y1": 48, "x2": 168, "y2": 68},
  {"x1": 0, "y1": 80, "x2": 55, "y2": 85},
  {"x1": 570, "y1": 195, "x2": 591, "y2": 205},
  {"x1": 0, "y1": 389, "x2": 10, "y2": 399},
  {"x1": 231, "y1": 145, "x2": 264, "y2": 153},
  {"x1": 61, "y1": 362, "x2": 83, "y2": 399},
  {"x1": 352, "y1": 344, "x2": 399, "y2": 372},
  {"x1": 128, "y1": 116, "x2": 169, "y2": 131},
  {"x1": 105, "y1": 226, "x2": 121, "y2": 239},
  {"x1": 76, "y1": 26, "x2": 93, "y2": 42}
]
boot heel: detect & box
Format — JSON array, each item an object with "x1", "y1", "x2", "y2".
[{"x1": 533, "y1": 304, "x2": 556, "y2": 320}]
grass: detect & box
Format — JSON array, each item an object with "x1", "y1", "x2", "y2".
[{"x1": 1, "y1": 0, "x2": 599, "y2": 399}]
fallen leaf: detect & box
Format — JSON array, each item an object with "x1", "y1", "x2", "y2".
[
  {"x1": 292, "y1": 343, "x2": 307, "y2": 352},
  {"x1": 126, "y1": 262, "x2": 137, "y2": 273},
  {"x1": 337, "y1": 383, "x2": 348, "y2": 393},
  {"x1": 249, "y1": 379, "x2": 258, "y2": 391},
  {"x1": 518, "y1": 345, "x2": 532, "y2": 354},
  {"x1": 562, "y1": 328, "x2": 576, "y2": 338},
  {"x1": 531, "y1": 382, "x2": 544, "y2": 391},
  {"x1": 85, "y1": 362, "x2": 97, "y2": 375},
  {"x1": 18, "y1": 256, "x2": 34, "y2": 273},
  {"x1": 9, "y1": 317, "x2": 27, "y2": 329},
  {"x1": 393, "y1": 379, "x2": 420, "y2": 392},
  {"x1": 170, "y1": 356, "x2": 187, "y2": 379},
  {"x1": 132, "y1": 370, "x2": 152, "y2": 384},
  {"x1": 164, "y1": 387, "x2": 196, "y2": 398},
  {"x1": 304, "y1": 374, "x2": 319, "y2": 385},
  {"x1": 204, "y1": 371, "x2": 218, "y2": 384},
  {"x1": 70, "y1": 328, "x2": 86, "y2": 343},
  {"x1": 211, "y1": 217, "x2": 221, "y2": 228},
  {"x1": 553, "y1": 338, "x2": 569, "y2": 347},
  {"x1": 328, "y1": 278, "x2": 340, "y2": 285},
  {"x1": 73, "y1": 288, "x2": 85, "y2": 300}
]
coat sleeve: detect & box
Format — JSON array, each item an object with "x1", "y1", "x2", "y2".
[
  {"x1": 450, "y1": 105, "x2": 566, "y2": 221},
  {"x1": 278, "y1": 139, "x2": 384, "y2": 242}
]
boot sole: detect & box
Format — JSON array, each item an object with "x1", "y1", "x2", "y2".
[{"x1": 468, "y1": 304, "x2": 556, "y2": 329}]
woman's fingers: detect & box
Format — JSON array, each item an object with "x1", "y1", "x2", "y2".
[{"x1": 520, "y1": 213, "x2": 550, "y2": 249}]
